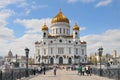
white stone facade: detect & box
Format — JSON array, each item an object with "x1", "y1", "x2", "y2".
[{"x1": 35, "y1": 11, "x2": 87, "y2": 65}]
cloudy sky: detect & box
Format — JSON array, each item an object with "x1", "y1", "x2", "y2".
[{"x1": 0, "y1": 0, "x2": 120, "y2": 57}]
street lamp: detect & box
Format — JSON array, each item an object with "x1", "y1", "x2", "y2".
[
  {"x1": 25, "y1": 48, "x2": 30, "y2": 77},
  {"x1": 98, "y1": 47, "x2": 103, "y2": 76},
  {"x1": 85, "y1": 55, "x2": 87, "y2": 63},
  {"x1": 79, "y1": 56, "x2": 81, "y2": 67},
  {"x1": 90, "y1": 56, "x2": 92, "y2": 64},
  {"x1": 15, "y1": 54, "x2": 18, "y2": 67}
]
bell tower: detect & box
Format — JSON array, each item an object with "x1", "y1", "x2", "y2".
[{"x1": 73, "y1": 23, "x2": 80, "y2": 40}]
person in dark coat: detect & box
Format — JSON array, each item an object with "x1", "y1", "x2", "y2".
[{"x1": 43, "y1": 66, "x2": 46, "y2": 75}]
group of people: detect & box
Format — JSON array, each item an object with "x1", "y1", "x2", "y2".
[
  {"x1": 77, "y1": 66, "x2": 92, "y2": 76},
  {"x1": 37, "y1": 66, "x2": 57, "y2": 76}
]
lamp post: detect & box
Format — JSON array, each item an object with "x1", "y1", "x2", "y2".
[
  {"x1": 79, "y1": 56, "x2": 81, "y2": 67},
  {"x1": 38, "y1": 55, "x2": 40, "y2": 66},
  {"x1": 90, "y1": 56, "x2": 92, "y2": 64},
  {"x1": 98, "y1": 47, "x2": 103, "y2": 76},
  {"x1": 25, "y1": 48, "x2": 29, "y2": 77},
  {"x1": 15, "y1": 54, "x2": 18, "y2": 67},
  {"x1": 85, "y1": 55, "x2": 87, "y2": 63}
]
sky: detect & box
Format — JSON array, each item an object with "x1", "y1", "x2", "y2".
[{"x1": 0, "y1": 0, "x2": 120, "y2": 57}]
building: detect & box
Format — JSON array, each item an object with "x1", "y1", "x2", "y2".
[{"x1": 35, "y1": 10, "x2": 87, "y2": 65}]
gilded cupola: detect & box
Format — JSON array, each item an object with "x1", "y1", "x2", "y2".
[
  {"x1": 51, "y1": 10, "x2": 69, "y2": 24},
  {"x1": 42, "y1": 24, "x2": 48, "y2": 30},
  {"x1": 73, "y1": 23, "x2": 79, "y2": 30}
]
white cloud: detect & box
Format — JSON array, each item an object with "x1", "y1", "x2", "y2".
[
  {"x1": 14, "y1": 18, "x2": 51, "y2": 34},
  {"x1": 80, "y1": 27, "x2": 86, "y2": 31},
  {"x1": 17, "y1": 1, "x2": 48, "y2": 15},
  {"x1": 68, "y1": 0, "x2": 95, "y2": 3},
  {"x1": 0, "y1": 9, "x2": 14, "y2": 40},
  {"x1": 0, "y1": 0, "x2": 16, "y2": 8},
  {"x1": 81, "y1": 29, "x2": 120, "y2": 55},
  {"x1": 0, "y1": 9, "x2": 14, "y2": 56},
  {"x1": 96, "y1": 0, "x2": 112, "y2": 7},
  {"x1": 1, "y1": 18, "x2": 51, "y2": 57},
  {"x1": 0, "y1": 0, "x2": 26, "y2": 9}
]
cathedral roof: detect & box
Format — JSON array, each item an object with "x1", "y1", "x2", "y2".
[
  {"x1": 51, "y1": 10, "x2": 69, "y2": 24},
  {"x1": 41, "y1": 24, "x2": 48, "y2": 31},
  {"x1": 73, "y1": 23, "x2": 79, "y2": 30},
  {"x1": 6, "y1": 50, "x2": 13, "y2": 58}
]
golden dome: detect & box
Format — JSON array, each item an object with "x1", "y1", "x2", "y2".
[
  {"x1": 42, "y1": 24, "x2": 48, "y2": 30},
  {"x1": 73, "y1": 23, "x2": 79, "y2": 30},
  {"x1": 51, "y1": 10, "x2": 69, "y2": 24}
]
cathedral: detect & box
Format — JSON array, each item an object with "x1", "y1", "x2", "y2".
[{"x1": 35, "y1": 10, "x2": 87, "y2": 65}]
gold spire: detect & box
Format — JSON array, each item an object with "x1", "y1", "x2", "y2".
[
  {"x1": 51, "y1": 10, "x2": 69, "y2": 24},
  {"x1": 41, "y1": 23, "x2": 48, "y2": 30},
  {"x1": 73, "y1": 23, "x2": 79, "y2": 30}
]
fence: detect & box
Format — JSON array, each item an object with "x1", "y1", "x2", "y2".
[
  {"x1": 0, "y1": 68, "x2": 35, "y2": 80},
  {"x1": 92, "y1": 68, "x2": 120, "y2": 80}
]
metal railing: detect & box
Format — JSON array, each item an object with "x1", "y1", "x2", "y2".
[
  {"x1": 0, "y1": 69, "x2": 35, "y2": 80},
  {"x1": 92, "y1": 68, "x2": 120, "y2": 80}
]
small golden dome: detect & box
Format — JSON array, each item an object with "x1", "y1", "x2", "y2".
[
  {"x1": 42, "y1": 24, "x2": 48, "y2": 30},
  {"x1": 51, "y1": 10, "x2": 69, "y2": 24},
  {"x1": 73, "y1": 23, "x2": 79, "y2": 30}
]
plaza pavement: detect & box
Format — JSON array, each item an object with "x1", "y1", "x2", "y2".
[{"x1": 24, "y1": 69, "x2": 114, "y2": 80}]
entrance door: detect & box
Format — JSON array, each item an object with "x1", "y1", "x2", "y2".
[
  {"x1": 59, "y1": 57, "x2": 63, "y2": 64},
  {"x1": 50, "y1": 58, "x2": 54, "y2": 64},
  {"x1": 68, "y1": 57, "x2": 72, "y2": 64}
]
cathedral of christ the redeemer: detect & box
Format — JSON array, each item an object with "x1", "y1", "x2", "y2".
[{"x1": 35, "y1": 10, "x2": 87, "y2": 65}]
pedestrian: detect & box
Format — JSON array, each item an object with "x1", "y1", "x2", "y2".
[
  {"x1": 33, "y1": 67, "x2": 36, "y2": 75},
  {"x1": 53, "y1": 66, "x2": 57, "y2": 75},
  {"x1": 82, "y1": 66, "x2": 85, "y2": 76},
  {"x1": 85, "y1": 66, "x2": 89, "y2": 76},
  {"x1": 88, "y1": 66, "x2": 92, "y2": 76},
  {"x1": 77, "y1": 66, "x2": 82, "y2": 75},
  {"x1": 43, "y1": 66, "x2": 46, "y2": 75}
]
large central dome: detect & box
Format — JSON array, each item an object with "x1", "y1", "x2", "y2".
[{"x1": 51, "y1": 10, "x2": 69, "y2": 24}]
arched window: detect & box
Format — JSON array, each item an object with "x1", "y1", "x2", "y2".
[
  {"x1": 43, "y1": 32, "x2": 46, "y2": 37},
  {"x1": 75, "y1": 32, "x2": 77, "y2": 35},
  {"x1": 59, "y1": 57, "x2": 63, "y2": 64}
]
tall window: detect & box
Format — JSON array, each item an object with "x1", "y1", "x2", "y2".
[
  {"x1": 53, "y1": 29, "x2": 55, "y2": 34},
  {"x1": 67, "y1": 29, "x2": 68, "y2": 34},
  {"x1": 38, "y1": 49, "x2": 40, "y2": 54},
  {"x1": 60, "y1": 28, "x2": 61, "y2": 33},
  {"x1": 56, "y1": 29, "x2": 58, "y2": 34},
  {"x1": 58, "y1": 48, "x2": 64, "y2": 54},
  {"x1": 69, "y1": 48, "x2": 71, "y2": 54},
  {"x1": 51, "y1": 48, "x2": 53, "y2": 54},
  {"x1": 82, "y1": 49, "x2": 84, "y2": 55},
  {"x1": 63, "y1": 28, "x2": 65, "y2": 34},
  {"x1": 44, "y1": 49, "x2": 46, "y2": 55},
  {"x1": 76, "y1": 48, "x2": 78, "y2": 54}
]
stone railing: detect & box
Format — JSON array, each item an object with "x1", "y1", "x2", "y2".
[{"x1": 92, "y1": 68, "x2": 120, "y2": 80}]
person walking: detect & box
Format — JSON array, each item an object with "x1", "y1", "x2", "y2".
[
  {"x1": 43, "y1": 66, "x2": 46, "y2": 75},
  {"x1": 77, "y1": 66, "x2": 82, "y2": 75},
  {"x1": 85, "y1": 66, "x2": 89, "y2": 76},
  {"x1": 82, "y1": 66, "x2": 85, "y2": 76},
  {"x1": 53, "y1": 66, "x2": 57, "y2": 75}
]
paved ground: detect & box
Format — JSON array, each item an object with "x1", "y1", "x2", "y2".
[{"x1": 25, "y1": 69, "x2": 114, "y2": 80}]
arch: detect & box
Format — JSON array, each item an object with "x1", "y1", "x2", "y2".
[
  {"x1": 50, "y1": 57, "x2": 54, "y2": 64},
  {"x1": 68, "y1": 57, "x2": 72, "y2": 64},
  {"x1": 59, "y1": 57, "x2": 63, "y2": 64},
  {"x1": 43, "y1": 32, "x2": 46, "y2": 37}
]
